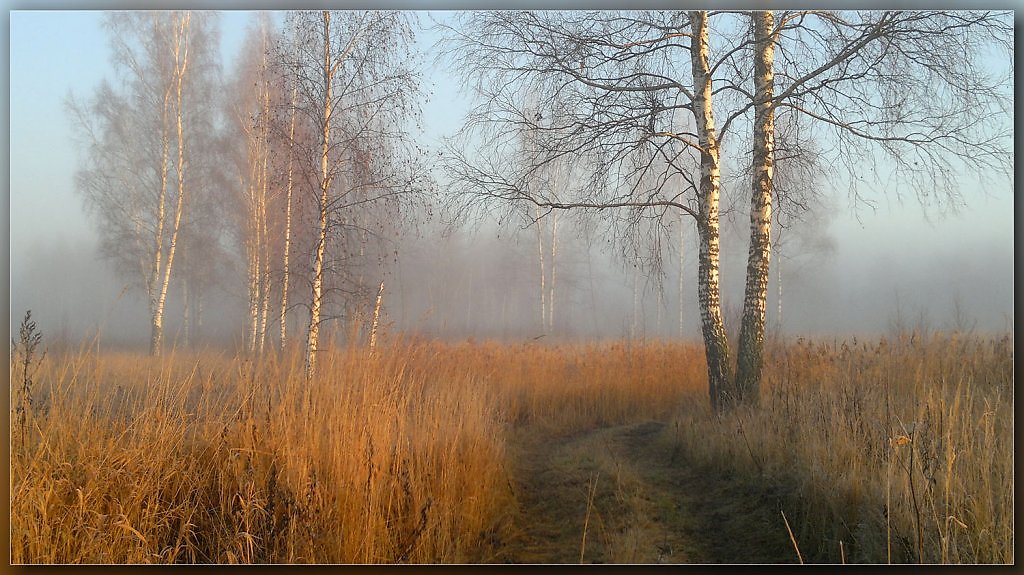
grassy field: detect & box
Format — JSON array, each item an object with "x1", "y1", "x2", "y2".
[{"x1": 9, "y1": 330, "x2": 1013, "y2": 563}]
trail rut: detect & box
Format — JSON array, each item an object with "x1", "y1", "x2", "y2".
[{"x1": 501, "y1": 420, "x2": 798, "y2": 564}]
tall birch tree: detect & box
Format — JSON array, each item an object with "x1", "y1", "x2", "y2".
[
  {"x1": 279, "y1": 85, "x2": 299, "y2": 350},
  {"x1": 440, "y1": 10, "x2": 735, "y2": 407},
  {"x1": 228, "y1": 15, "x2": 281, "y2": 356},
  {"x1": 687, "y1": 10, "x2": 731, "y2": 409},
  {"x1": 68, "y1": 11, "x2": 220, "y2": 356},
  {"x1": 733, "y1": 10, "x2": 774, "y2": 406},
  {"x1": 725, "y1": 10, "x2": 1012, "y2": 405},
  {"x1": 279, "y1": 10, "x2": 427, "y2": 378},
  {"x1": 441, "y1": 9, "x2": 1011, "y2": 410}
]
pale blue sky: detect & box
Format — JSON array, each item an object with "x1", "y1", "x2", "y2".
[{"x1": 9, "y1": 10, "x2": 1014, "y2": 336}]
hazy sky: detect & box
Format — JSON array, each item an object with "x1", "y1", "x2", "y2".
[{"x1": 9, "y1": 10, "x2": 1015, "y2": 343}]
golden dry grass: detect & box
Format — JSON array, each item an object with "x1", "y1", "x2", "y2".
[
  {"x1": 9, "y1": 337, "x2": 698, "y2": 563},
  {"x1": 11, "y1": 342, "x2": 507, "y2": 563},
  {"x1": 671, "y1": 331, "x2": 1014, "y2": 563},
  {"x1": 9, "y1": 332, "x2": 1013, "y2": 564}
]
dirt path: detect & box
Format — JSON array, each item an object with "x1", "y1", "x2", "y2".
[{"x1": 501, "y1": 421, "x2": 798, "y2": 564}]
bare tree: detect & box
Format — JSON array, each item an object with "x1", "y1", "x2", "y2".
[
  {"x1": 722, "y1": 10, "x2": 1013, "y2": 404},
  {"x1": 223, "y1": 16, "x2": 316, "y2": 354},
  {"x1": 68, "y1": 11, "x2": 220, "y2": 356},
  {"x1": 440, "y1": 9, "x2": 1011, "y2": 410},
  {"x1": 279, "y1": 10, "x2": 428, "y2": 378},
  {"x1": 733, "y1": 10, "x2": 775, "y2": 406},
  {"x1": 440, "y1": 10, "x2": 737, "y2": 408},
  {"x1": 518, "y1": 107, "x2": 570, "y2": 336},
  {"x1": 279, "y1": 84, "x2": 299, "y2": 350},
  {"x1": 227, "y1": 14, "x2": 284, "y2": 356},
  {"x1": 176, "y1": 22, "x2": 227, "y2": 349}
]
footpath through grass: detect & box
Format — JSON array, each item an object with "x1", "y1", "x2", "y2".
[{"x1": 500, "y1": 421, "x2": 797, "y2": 564}]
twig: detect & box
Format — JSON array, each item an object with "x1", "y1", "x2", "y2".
[
  {"x1": 580, "y1": 472, "x2": 599, "y2": 563},
  {"x1": 781, "y1": 510, "x2": 804, "y2": 564},
  {"x1": 736, "y1": 415, "x2": 765, "y2": 477}
]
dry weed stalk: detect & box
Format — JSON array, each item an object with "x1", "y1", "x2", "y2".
[{"x1": 11, "y1": 310, "x2": 46, "y2": 452}]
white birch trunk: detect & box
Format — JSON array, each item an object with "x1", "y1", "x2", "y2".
[
  {"x1": 258, "y1": 209, "x2": 271, "y2": 354},
  {"x1": 536, "y1": 206, "x2": 547, "y2": 334},
  {"x1": 735, "y1": 10, "x2": 775, "y2": 406},
  {"x1": 153, "y1": 12, "x2": 191, "y2": 358},
  {"x1": 257, "y1": 68, "x2": 272, "y2": 356},
  {"x1": 246, "y1": 149, "x2": 261, "y2": 354},
  {"x1": 689, "y1": 10, "x2": 732, "y2": 411},
  {"x1": 369, "y1": 280, "x2": 384, "y2": 351},
  {"x1": 149, "y1": 29, "x2": 174, "y2": 357},
  {"x1": 280, "y1": 86, "x2": 297, "y2": 350},
  {"x1": 548, "y1": 211, "x2": 558, "y2": 334},
  {"x1": 306, "y1": 10, "x2": 333, "y2": 380}
]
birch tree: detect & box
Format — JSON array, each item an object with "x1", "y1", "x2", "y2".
[
  {"x1": 225, "y1": 16, "x2": 313, "y2": 353},
  {"x1": 440, "y1": 10, "x2": 735, "y2": 408},
  {"x1": 723, "y1": 10, "x2": 1013, "y2": 405},
  {"x1": 176, "y1": 24, "x2": 226, "y2": 349},
  {"x1": 733, "y1": 10, "x2": 775, "y2": 406},
  {"x1": 520, "y1": 107, "x2": 566, "y2": 336},
  {"x1": 228, "y1": 15, "x2": 282, "y2": 355},
  {"x1": 441, "y1": 9, "x2": 1012, "y2": 410},
  {"x1": 68, "y1": 11, "x2": 220, "y2": 356},
  {"x1": 279, "y1": 84, "x2": 299, "y2": 350},
  {"x1": 280, "y1": 10, "x2": 428, "y2": 378}
]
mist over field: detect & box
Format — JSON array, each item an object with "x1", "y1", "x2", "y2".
[{"x1": 10, "y1": 202, "x2": 1013, "y2": 349}]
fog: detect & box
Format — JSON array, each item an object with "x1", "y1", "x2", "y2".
[
  {"x1": 8, "y1": 11, "x2": 1014, "y2": 351},
  {"x1": 10, "y1": 196, "x2": 1013, "y2": 351}
]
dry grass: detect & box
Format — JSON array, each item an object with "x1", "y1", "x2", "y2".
[
  {"x1": 9, "y1": 337, "x2": 697, "y2": 564},
  {"x1": 429, "y1": 339, "x2": 705, "y2": 434},
  {"x1": 9, "y1": 331, "x2": 1012, "y2": 563},
  {"x1": 671, "y1": 330, "x2": 1014, "y2": 564},
  {"x1": 11, "y1": 341, "x2": 509, "y2": 563}
]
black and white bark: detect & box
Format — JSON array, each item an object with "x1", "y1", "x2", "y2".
[
  {"x1": 439, "y1": 10, "x2": 739, "y2": 405},
  {"x1": 438, "y1": 9, "x2": 1011, "y2": 410},
  {"x1": 734, "y1": 10, "x2": 774, "y2": 407},
  {"x1": 726, "y1": 9, "x2": 1011, "y2": 403},
  {"x1": 687, "y1": 10, "x2": 732, "y2": 411}
]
